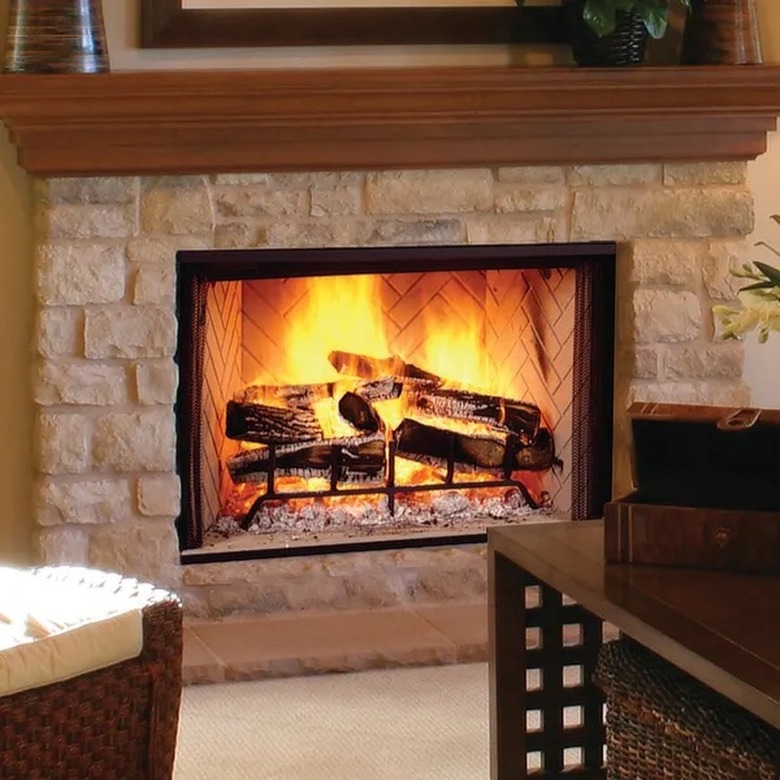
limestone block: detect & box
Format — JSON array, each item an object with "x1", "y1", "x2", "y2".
[
  {"x1": 37, "y1": 244, "x2": 125, "y2": 305},
  {"x1": 133, "y1": 265, "x2": 176, "y2": 305},
  {"x1": 629, "y1": 240, "x2": 702, "y2": 288},
  {"x1": 365, "y1": 169, "x2": 492, "y2": 215},
  {"x1": 211, "y1": 173, "x2": 272, "y2": 186},
  {"x1": 466, "y1": 215, "x2": 565, "y2": 245},
  {"x1": 93, "y1": 410, "x2": 175, "y2": 472},
  {"x1": 629, "y1": 379, "x2": 751, "y2": 406},
  {"x1": 88, "y1": 519, "x2": 181, "y2": 587},
  {"x1": 138, "y1": 474, "x2": 181, "y2": 517},
  {"x1": 664, "y1": 162, "x2": 747, "y2": 186},
  {"x1": 36, "y1": 308, "x2": 83, "y2": 357},
  {"x1": 126, "y1": 235, "x2": 211, "y2": 265},
  {"x1": 215, "y1": 222, "x2": 269, "y2": 249},
  {"x1": 35, "y1": 360, "x2": 128, "y2": 406},
  {"x1": 496, "y1": 166, "x2": 564, "y2": 184},
  {"x1": 85, "y1": 305, "x2": 176, "y2": 359},
  {"x1": 633, "y1": 289, "x2": 702, "y2": 343},
  {"x1": 36, "y1": 478, "x2": 133, "y2": 525},
  {"x1": 37, "y1": 413, "x2": 91, "y2": 474},
  {"x1": 630, "y1": 346, "x2": 659, "y2": 379},
  {"x1": 664, "y1": 343, "x2": 744, "y2": 379},
  {"x1": 356, "y1": 219, "x2": 462, "y2": 246},
  {"x1": 702, "y1": 241, "x2": 751, "y2": 300},
  {"x1": 266, "y1": 220, "x2": 353, "y2": 248},
  {"x1": 38, "y1": 205, "x2": 136, "y2": 240},
  {"x1": 136, "y1": 362, "x2": 178, "y2": 405},
  {"x1": 215, "y1": 189, "x2": 308, "y2": 218},
  {"x1": 38, "y1": 177, "x2": 137, "y2": 205},
  {"x1": 494, "y1": 185, "x2": 566, "y2": 213},
  {"x1": 310, "y1": 187, "x2": 362, "y2": 218},
  {"x1": 568, "y1": 164, "x2": 661, "y2": 187},
  {"x1": 572, "y1": 188, "x2": 753, "y2": 240},
  {"x1": 141, "y1": 176, "x2": 214, "y2": 235},
  {"x1": 267, "y1": 172, "x2": 363, "y2": 189},
  {"x1": 37, "y1": 526, "x2": 90, "y2": 566}
]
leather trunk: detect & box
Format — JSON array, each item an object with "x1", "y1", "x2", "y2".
[{"x1": 604, "y1": 401, "x2": 780, "y2": 572}]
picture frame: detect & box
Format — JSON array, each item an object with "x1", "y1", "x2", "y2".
[{"x1": 140, "y1": 0, "x2": 565, "y2": 48}]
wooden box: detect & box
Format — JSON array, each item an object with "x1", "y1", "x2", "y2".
[{"x1": 605, "y1": 402, "x2": 780, "y2": 572}]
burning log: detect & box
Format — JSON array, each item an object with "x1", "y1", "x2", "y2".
[
  {"x1": 236, "y1": 377, "x2": 401, "y2": 407},
  {"x1": 407, "y1": 386, "x2": 541, "y2": 443},
  {"x1": 225, "y1": 400, "x2": 322, "y2": 444},
  {"x1": 328, "y1": 350, "x2": 440, "y2": 383},
  {"x1": 339, "y1": 391, "x2": 382, "y2": 434},
  {"x1": 227, "y1": 433, "x2": 385, "y2": 483},
  {"x1": 395, "y1": 418, "x2": 509, "y2": 470},
  {"x1": 514, "y1": 428, "x2": 561, "y2": 472},
  {"x1": 236, "y1": 382, "x2": 335, "y2": 408}
]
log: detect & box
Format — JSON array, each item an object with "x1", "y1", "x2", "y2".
[
  {"x1": 338, "y1": 391, "x2": 382, "y2": 434},
  {"x1": 407, "y1": 386, "x2": 541, "y2": 443},
  {"x1": 236, "y1": 377, "x2": 402, "y2": 408},
  {"x1": 354, "y1": 376, "x2": 403, "y2": 402},
  {"x1": 394, "y1": 418, "x2": 508, "y2": 470},
  {"x1": 227, "y1": 433, "x2": 385, "y2": 483},
  {"x1": 236, "y1": 382, "x2": 334, "y2": 408},
  {"x1": 328, "y1": 350, "x2": 440, "y2": 383},
  {"x1": 513, "y1": 428, "x2": 562, "y2": 472},
  {"x1": 225, "y1": 400, "x2": 322, "y2": 444}
]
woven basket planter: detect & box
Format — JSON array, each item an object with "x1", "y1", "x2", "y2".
[
  {"x1": 563, "y1": 0, "x2": 649, "y2": 66},
  {"x1": 596, "y1": 638, "x2": 780, "y2": 779}
]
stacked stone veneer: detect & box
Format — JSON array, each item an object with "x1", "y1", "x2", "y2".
[{"x1": 33, "y1": 162, "x2": 752, "y2": 618}]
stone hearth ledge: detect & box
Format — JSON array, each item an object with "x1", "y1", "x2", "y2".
[{"x1": 31, "y1": 162, "x2": 752, "y2": 621}]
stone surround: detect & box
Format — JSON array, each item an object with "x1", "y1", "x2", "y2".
[{"x1": 32, "y1": 162, "x2": 752, "y2": 618}]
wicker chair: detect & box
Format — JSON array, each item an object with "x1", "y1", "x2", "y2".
[
  {"x1": 0, "y1": 567, "x2": 183, "y2": 780},
  {"x1": 596, "y1": 637, "x2": 780, "y2": 780}
]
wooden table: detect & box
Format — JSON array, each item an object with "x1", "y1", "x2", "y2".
[{"x1": 488, "y1": 520, "x2": 780, "y2": 779}]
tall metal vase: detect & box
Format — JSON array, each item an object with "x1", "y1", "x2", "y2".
[
  {"x1": 3, "y1": 0, "x2": 109, "y2": 74},
  {"x1": 681, "y1": 0, "x2": 762, "y2": 65}
]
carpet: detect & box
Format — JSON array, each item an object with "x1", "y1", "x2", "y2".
[{"x1": 174, "y1": 662, "x2": 489, "y2": 779}]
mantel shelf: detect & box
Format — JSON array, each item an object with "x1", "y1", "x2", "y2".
[{"x1": 1, "y1": 65, "x2": 780, "y2": 177}]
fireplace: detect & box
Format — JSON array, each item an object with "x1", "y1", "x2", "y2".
[
  {"x1": 177, "y1": 242, "x2": 616, "y2": 560},
  {"x1": 25, "y1": 164, "x2": 753, "y2": 616}
]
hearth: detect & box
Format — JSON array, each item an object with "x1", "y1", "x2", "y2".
[{"x1": 176, "y1": 242, "x2": 615, "y2": 561}]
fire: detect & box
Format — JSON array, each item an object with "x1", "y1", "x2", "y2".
[
  {"x1": 223, "y1": 270, "x2": 554, "y2": 524},
  {"x1": 275, "y1": 274, "x2": 391, "y2": 385}
]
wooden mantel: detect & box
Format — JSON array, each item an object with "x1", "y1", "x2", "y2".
[{"x1": 1, "y1": 65, "x2": 780, "y2": 176}]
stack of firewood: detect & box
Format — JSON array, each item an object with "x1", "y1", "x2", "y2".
[{"x1": 225, "y1": 350, "x2": 559, "y2": 486}]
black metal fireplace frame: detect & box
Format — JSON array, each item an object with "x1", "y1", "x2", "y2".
[{"x1": 175, "y1": 243, "x2": 616, "y2": 562}]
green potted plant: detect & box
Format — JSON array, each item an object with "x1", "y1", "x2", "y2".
[{"x1": 564, "y1": 0, "x2": 691, "y2": 66}]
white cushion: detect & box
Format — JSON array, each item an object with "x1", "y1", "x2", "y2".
[{"x1": 0, "y1": 566, "x2": 143, "y2": 697}]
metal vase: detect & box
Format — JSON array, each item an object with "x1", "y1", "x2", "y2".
[
  {"x1": 681, "y1": 0, "x2": 762, "y2": 65},
  {"x1": 3, "y1": 0, "x2": 109, "y2": 74}
]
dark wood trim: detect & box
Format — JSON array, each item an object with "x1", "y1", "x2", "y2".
[
  {"x1": 140, "y1": 0, "x2": 567, "y2": 48},
  {"x1": 1, "y1": 66, "x2": 779, "y2": 176}
]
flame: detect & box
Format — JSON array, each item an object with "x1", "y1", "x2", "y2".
[
  {"x1": 224, "y1": 270, "x2": 549, "y2": 523},
  {"x1": 273, "y1": 274, "x2": 391, "y2": 386}
]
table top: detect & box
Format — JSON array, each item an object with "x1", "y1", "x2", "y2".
[{"x1": 488, "y1": 520, "x2": 780, "y2": 728}]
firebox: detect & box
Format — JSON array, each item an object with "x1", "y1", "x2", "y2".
[{"x1": 176, "y1": 243, "x2": 615, "y2": 561}]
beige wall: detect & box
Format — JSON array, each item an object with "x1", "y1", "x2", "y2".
[
  {"x1": 0, "y1": 125, "x2": 33, "y2": 563},
  {"x1": 0, "y1": 0, "x2": 777, "y2": 561}
]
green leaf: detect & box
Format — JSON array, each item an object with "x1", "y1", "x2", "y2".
[
  {"x1": 634, "y1": 0, "x2": 668, "y2": 38},
  {"x1": 583, "y1": 0, "x2": 621, "y2": 37},
  {"x1": 738, "y1": 281, "x2": 775, "y2": 292},
  {"x1": 754, "y1": 261, "x2": 780, "y2": 285}
]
